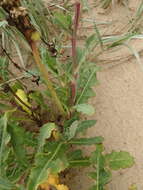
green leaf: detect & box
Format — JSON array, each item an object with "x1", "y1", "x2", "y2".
[
  {"x1": 105, "y1": 151, "x2": 135, "y2": 170},
  {"x1": 74, "y1": 104, "x2": 95, "y2": 115},
  {"x1": 29, "y1": 91, "x2": 47, "y2": 109},
  {"x1": 68, "y1": 120, "x2": 79, "y2": 140},
  {"x1": 0, "y1": 177, "x2": 15, "y2": 190},
  {"x1": 0, "y1": 111, "x2": 14, "y2": 174},
  {"x1": 11, "y1": 81, "x2": 24, "y2": 92},
  {"x1": 68, "y1": 150, "x2": 90, "y2": 167},
  {"x1": 89, "y1": 169, "x2": 112, "y2": 185},
  {"x1": 64, "y1": 115, "x2": 79, "y2": 128},
  {"x1": 86, "y1": 34, "x2": 97, "y2": 49},
  {"x1": 68, "y1": 149, "x2": 83, "y2": 160},
  {"x1": 69, "y1": 158, "x2": 90, "y2": 167},
  {"x1": 0, "y1": 57, "x2": 9, "y2": 80},
  {"x1": 76, "y1": 48, "x2": 86, "y2": 65},
  {"x1": 89, "y1": 144, "x2": 108, "y2": 189},
  {"x1": 76, "y1": 120, "x2": 96, "y2": 134},
  {"x1": 93, "y1": 21, "x2": 103, "y2": 49},
  {"x1": 6, "y1": 164, "x2": 24, "y2": 183},
  {"x1": 54, "y1": 12, "x2": 72, "y2": 32},
  {"x1": 0, "y1": 103, "x2": 12, "y2": 110},
  {"x1": 0, "y1": 8, "x2": 7, "y2": 19},
  {"x1": 16, "y1": 185, "x2": 25, "y2": 190},
  {"x1": 49, "y1": 157, "x2": 69, "y2": 174},
  {"x1": 41, "y1": 47, "x2": 58, "y2": 74},
  {"x1": 76, "y1": 65, "x2": 98, "y2": 104},
  {"x1": 12, "y1": 40, "x2": 25, "y2": 68},
  {"x1": 90, "y1": 185, "x2": 104, "y2": 190},
  {"x1": 69, "y1": 137, "x2": 104, "y2": 145},
  {"x1": 106, "y1": 34, "x2": 133, "y2": 48},
  {"x1": 8, "y1": 123, "x2": 28, "y2": 168},
  {"x1": 90, "y1": 144, "x2": 105, "y2": 169},
  {"x1": 0, "y1": 20, "x2": 7, "y2": 27},
  {"x1": 23, "y1": 130, "x2": 37, "y2": 147},
  {"x1": 38, "y1": 122, "x2": 56, "y2": 152},
  {"x1": 0, "y1": 92, "x2": 9, "y2": 100},
  {"x1": 63, "y1": 116, "x2": 79, "y2": 140},
  {"x1": 66, "y1": 120, "x2": 96, "y2": 140},
  {"x1": 28, "y1": 142, "x2": 68, "y2": 190}
]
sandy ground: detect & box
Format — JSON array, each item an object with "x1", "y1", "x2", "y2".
[
  {"x1": 89, "y1": 58, "x2": 143, "y2": 190},
  {"x1": 67, "y1": 0, "x2": 143, "y2": 189}
]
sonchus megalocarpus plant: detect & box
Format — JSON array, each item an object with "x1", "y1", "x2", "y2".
[{"x1": 0, "y1": 0, "x2": 134, "y2": 190}]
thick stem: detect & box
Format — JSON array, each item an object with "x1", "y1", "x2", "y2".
[
  {"x1": 72, "y1": 2, "x2": 80, "y2": 71},
  {"x1": 70, "y1": 2, "x2": 81, "y2": 105},
  {"x1": 30, "y1": 42, "x2": 66, "y2": 117}
]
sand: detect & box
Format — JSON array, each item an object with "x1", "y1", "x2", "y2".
[{"x1": 67, "y1": 0, "x2": 143, "y2": 189}]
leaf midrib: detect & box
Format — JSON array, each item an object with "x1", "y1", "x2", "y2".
[{"x1": 34, "y1": 142, "x2": 63, "y2": 189}]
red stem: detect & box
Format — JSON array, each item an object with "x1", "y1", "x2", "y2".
[
  {"x1": 70, "y1": 2, "x2": 81, "y2": 105},
  {"x1": 72, "y1": 2, "x2": 81, "y2": 71}
]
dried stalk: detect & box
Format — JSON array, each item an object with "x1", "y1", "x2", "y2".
[{"x1": 0, "y1": 0, "x2": 66, "y2": 117}]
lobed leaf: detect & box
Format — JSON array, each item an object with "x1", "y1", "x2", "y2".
[
  {"x1": 67, "y1": 120, "x2": 79, "y2": 140},
  {"x1": 38, "y1": 122, "x2": 56, "y2": 152},
  {"x1": 8, "y1": 123, "x2": 28, "y2": 168},
  {"x1": 73, "y1": 104, "x2": 95, "y2": 116},
  {"x1": 105, "y1": 151, "x2": 135, "y2": 170},
  {"x1": 76, "y1": 120, "x2": 96, "y2": 134},
  {"x1": 28, "y1": 142, "x2": 68, "y2": 190},
  {"x1": 89, "y1": 169, "x2": 112, "y2": 186},
  {"x1": 76, "y1": 65, "x2": 98, "y2": 104},
  {"x1": 90, "y1": 144, "x2": 105, "y2": 169},
  {"x1": 0, "y1": 177, "x2": 15, "y2": 190},
  {"x1": 0, "y1": 110, "x2": 15, "y2": 174}
]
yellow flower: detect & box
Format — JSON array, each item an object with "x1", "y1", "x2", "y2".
[
  {"x1": 39, "y1": 174, "x2": 69, "y2": 190},
  {"x1": 15, "y1": 89, "x2": 31, "y2": 114},
  {"x1": 47, "y1": 174, "x2": 60, "y2": 186},
  {"x1": 39, "y1": 174, "x2": 59, "y2": 190},
  {"x1": 31, "y1": 31, "x2": 41, "y2": 41},
  {"x1": 55, "y1": 184, "x2": 69, "y2": 190},
  {"x1": 52, "y1": 130, "x2": 60, "y2": 141},
  {"x1": 40, "y1": 183, "x2": 50, "y2": 190}
]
